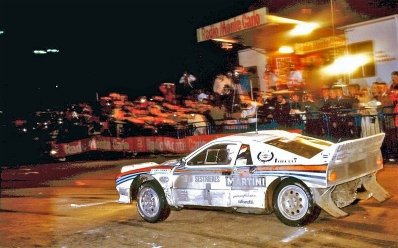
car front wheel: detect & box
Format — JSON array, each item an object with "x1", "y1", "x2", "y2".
[
  {"x1": 273, "y1": 178, "x2": 320, "y2": 226},
  {"x1": 137, "y1": 181, "x2": 170, "y2": 223}
]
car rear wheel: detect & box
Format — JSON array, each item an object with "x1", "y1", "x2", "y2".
[
  {"x1": 273, "y1": 178, "x2": 320, "y2": 226},
  {"x1": 137, "y1": 181, "x2": 170, "y2": 223}
]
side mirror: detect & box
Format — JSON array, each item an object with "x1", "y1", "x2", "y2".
[{"x1": 177, "y1": 157, "x2": 187, "y2": 168}]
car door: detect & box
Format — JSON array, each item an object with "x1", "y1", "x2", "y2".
[
  {"x1": 229, "y1": 144, "x2": 267, "y2": 209},
  {"x1": 172, "y1": 142, "x2": 240, "y2": 207}
]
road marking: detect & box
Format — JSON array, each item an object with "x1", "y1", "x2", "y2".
[
  {"x1": 281, "y1": 227, "x2": 308, "y2": 243},
  {"x1": 146, "y1": 243, "x2": 162, "y2": 248},
  {"x1": 70, "y1": 200, "x2": 117, "y2": 208}
]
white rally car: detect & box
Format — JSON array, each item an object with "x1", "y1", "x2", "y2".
[{"x1": 115, "y1": 130, "x2": 391, "y2": 226}]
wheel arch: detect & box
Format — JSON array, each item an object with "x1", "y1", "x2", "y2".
[
  {"x1": 130, "y1": 174, "x2": 161, "y2": 202},
  {"x1": 264, "y1": 177, "x2": 282, "y2": 214}
]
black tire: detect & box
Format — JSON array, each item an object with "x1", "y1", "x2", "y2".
[
  {"x1": 273, "y1": 178, "x2": 321, "y2": 226},
  {"x1": 136, "y1": 181, "x2": 170, "y2": 223}
]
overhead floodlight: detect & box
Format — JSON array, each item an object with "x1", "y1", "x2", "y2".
[
  {"x1": 0, "y1": 30, "x2": 4, "y2": 35},
  {"x1": 290, "y1": 22, "x2": 319, "y2": 36},
  {"x1": 323, "y1": 54, "x2": 370, "y2": 75},
  {"x1": 278, "y1": 46, "x2": 294, "y2": 54},
  {"x1": 33, "y1": 50, "x2": 47, "y2": 54},
  {"x1": 47, "y1": 49, "x2": 59, "y2": 53}
]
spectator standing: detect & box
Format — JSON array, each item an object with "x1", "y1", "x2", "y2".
[
  {"x1": 258, "y1": 91, "x2": 275, "y2": 122},
  {"x1": 315, "y1": 87, "x2": 332, "y2": 111},
  {"x1": 179, "y1": 71, "x2": 196, "y2": 88},
  {"x1": 274, "y1": 94, "x2": 290, "y2": 126},
  {"x1": 235, "y1": 66, "x2": 251, "y2": 95},
  {"x1": 197, "y1": 89, "x2": 209, "y2": 102},
  {"x1": 334, "y1": 87, "x2": 355, "y2": 109},
  {"x1": 316, "y1": 87, "x2": 337, "y2": 138},
  {"x1": 390, "y1": 84, "x2": 398, "y2": 127},
  {"x1": 159, "y1": 82, "x2": 176, "y2": 104},
  {"x1": 289, "y1": 93, "x2": 303, "y2": 128},
  {"x1": 357, "y1": 88, "x2": 380, "y2": 137},
  {"x1": 287, "y1": 64, "x2": 303, "y2": 90},
  {"x1": 375, "y1": 82, "x2": 395, "y2": 159},
  {"x1": 348, "y1": 84, "x2": 360, "y2": 99},
  {"x1": 377, "y1": 81, "x2": 395, "y2": 130},
  {"x1": 289, "y1": 93, "x2": 302, "y2": 113},
  {"x1": 301, "y1": 93, "x2": 316, "y2": 112},
  {"x1": 263, "y1": 64, "x2": 277, "y2": 91},
  {"x1": 377, "y1": 82, "x2": 394, "y2": 111},
  {"x1": 328, "y1": 88, "x2": 338, "y2": 109},
  {"x1": 302, "y1": 93, "x2": 322, "y2": 136},
  {"x1": 389, "y1": 71, "x2": 398, "y2": 91},
  {"x1": 179, "y1": 71, "x2": 196, "y2": 97}
]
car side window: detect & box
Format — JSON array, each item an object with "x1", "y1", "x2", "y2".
[{"x1": 187, "y1": 143, "x2": 237, "y2": 165}]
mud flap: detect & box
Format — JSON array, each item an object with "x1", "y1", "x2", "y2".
[
  {"x1": 361, "y1": 173, "x2": 391, "y2": 202},
  {"x1": 313, "y1": 188, "x2": 348, "y2": 218}
]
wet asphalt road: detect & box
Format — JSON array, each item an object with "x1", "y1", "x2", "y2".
[{"x1": 1, "y1": 158, "x2": 398, "y2": 248}]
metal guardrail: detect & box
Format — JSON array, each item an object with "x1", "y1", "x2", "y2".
[{"x1": 179, "y1": 110, "x2": 397, "y2": 161}]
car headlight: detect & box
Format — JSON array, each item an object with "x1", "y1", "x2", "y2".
[{"x1": 118, "y1": 187, "x2": 129, "y2": 196}]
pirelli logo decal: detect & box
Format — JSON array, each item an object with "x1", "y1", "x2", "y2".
[{"x1": 226, "y1": 176, "x2": 266, "y2": 187}]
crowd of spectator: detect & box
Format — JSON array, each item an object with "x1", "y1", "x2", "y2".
[
  {"x1": 7, "y1": 71, "x2": 398, "y2": 139},
  {"x1": 0, "y1": 69, "x2": 397, "y2": 166},
  {"x1": 3, "y1": 71, "x2": 398, "y2": 164}
]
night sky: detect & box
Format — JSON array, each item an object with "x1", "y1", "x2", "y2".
[{"x1": 0, "y1": 0, "x2": 254, "y2": 118}]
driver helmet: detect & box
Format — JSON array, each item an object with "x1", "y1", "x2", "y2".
[{"x1": 238, "y1": 145, "x2": 248, "y2": 156}]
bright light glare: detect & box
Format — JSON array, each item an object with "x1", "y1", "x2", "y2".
[
  {"x1": 278, "y1": 46, "x2": 294, "y2": 54},
  {"x1": 290, "y1": 22, "x2": 319, "y2": 36},
  {"x1": 221, "y1": 42, "x2": 233, "y2": 50},
  {"x1": 213, "y1": 38, "x2": 238, "y2": 43},
  {"x1": 324, "y1": 54, "x2": 369, "y2": 74},
  {"x1": 33, "y1": 50, "x2": 47, "y2": 54},
  {"x1": 0, "y1": 30, "x2": 4, "y2": 35}
]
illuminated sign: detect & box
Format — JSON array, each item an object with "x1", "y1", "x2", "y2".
[
  {"x1": 294, "y1": 35, "x2": 346, "y2": 54},
  {"x1": 196, "y1": 7, "x2": 267, "y2": 42}
]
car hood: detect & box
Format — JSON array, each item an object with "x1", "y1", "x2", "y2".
[{"x1": 120, "y1": 159, "x2": 179, "y2": 173}]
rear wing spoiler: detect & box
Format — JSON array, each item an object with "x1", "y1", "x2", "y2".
[
  {"x1": 326, "y1": 133, "x2": 385, "y2": 186},
  {"x1": 313, "y1": 133, "x2": 390, "y2": 218}
]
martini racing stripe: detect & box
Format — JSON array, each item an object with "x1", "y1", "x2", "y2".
[
  {"x1": 255, "y1": 165, "x2": 327, "y2": 173},
  {"x1": 253, "y1": 170, "x2": 326, "y2": 179},
  {"x1": 116, "y1": 172, "x2": 146, "y2": 186},
  {"x1": 174, "y1": 168, "x2": 232, "y2": 175},
  {"x1": 253, "y1": 171, "x2": 327, "y2": 186}
]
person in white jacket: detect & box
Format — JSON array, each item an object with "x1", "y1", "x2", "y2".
[{"x1": 179, "y1": 71, "x2": 196, "y2": 89}]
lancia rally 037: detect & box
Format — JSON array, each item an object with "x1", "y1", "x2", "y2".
[{"x1": 115, "y1": 130, "x2": 391, "y2": 226}]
